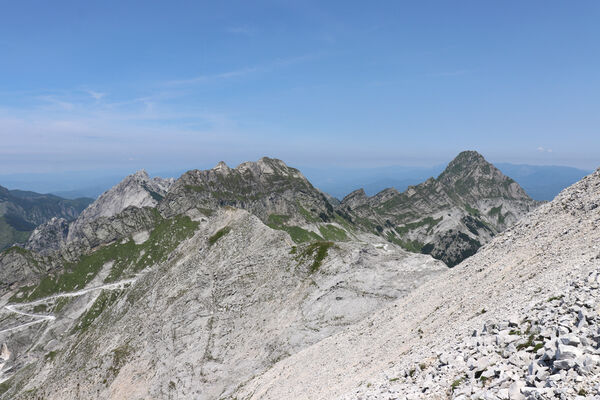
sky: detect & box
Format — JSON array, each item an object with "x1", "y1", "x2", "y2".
[{"x1": 1, "y1": 0, "x2": 599, "y2": 175}]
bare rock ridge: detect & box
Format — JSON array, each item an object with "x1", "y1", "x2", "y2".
[
  {"x1": 159, "y1": 156, "x2": 334, "y2": 223},
  {"x1": 67, "y1": 170, "x2": 173, "y2": 242},
  {"x1": 341, "y1": 150, "x2": 540, "y2": 266},
  {"x1": 233, "y1": 168, "x2": 600, "y2": 399}
]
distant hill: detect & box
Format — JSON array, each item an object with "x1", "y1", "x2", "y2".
[{"x1": 0, "y1": 185, "x2": 92, "y2": 250}]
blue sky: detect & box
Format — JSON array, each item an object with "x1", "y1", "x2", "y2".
[{"x1": 1, "y1": 0, "x2": 599, "y2": 174}]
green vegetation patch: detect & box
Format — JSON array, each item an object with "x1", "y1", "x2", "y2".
[
  {"x1": 11, "y1": 214, "x2": 199, "y2": 302},
  {"x1": 386, "y1": 232, "x2": 424, "y2": 252},
  {"x1": 318, "y1": 224, "x2": 349, "y2": 241},
  {"x1": 395, "y1": 216, "x2": 442, "y2": 236},
  {"x1": 72, "y1": 289, "x2": 121, "y2": 334},
  {"x1": 488, "y1": 205, "x2": 506, "y2": 224},
  {"x1": 296, "y1": 241, "x2": 334, "y2": 273},
  {"x1": 108, "y1": 344, "x2": 132, "y2": 377},
  {"x1": 266, "y1": 213, "x2": 323, "y2": 243},
  {"x1": 267, "y1": 214, "x2": 291, "y2": 226},
  {"x1": 44, "y1": 350, "x2": 58, "y2": 362},
  {"x1": 282, "y1": 226, "x2": 323, "y2": 243},
  {"x1": 451, "y1": 377, "x2": 464, "y2": 392},
  {"x1": 464, "y1": 204, "x2": 481, "y2": 216},
  {"x1": 105, "y1": 214, "x2": 199, "y2": 282},
  {"x1": 297, "y1": 205, "x2": 319, "y2": 223},
  {"x1": 184, "y1": 184, "x2": 205, "y2": 193},
  {"x1": 0, "y1": 376, "x2": 14, "y2": 396},
  {"x1": 208, "y1": 226, "x2": 231, "y2": 246}
]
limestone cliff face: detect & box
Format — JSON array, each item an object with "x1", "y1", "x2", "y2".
[
  {"x1": 25, "y1": 217, "x2": 69, "y2": 255},
  {"x1": 160, "y1": 157, "x2": 335, "y2": 224},
  {"x1": 67, "y1": 170, "x2": 173, "y2": 242},
  {"x1": 341, "y1": 151, "x2": 540, "y2": 266}
]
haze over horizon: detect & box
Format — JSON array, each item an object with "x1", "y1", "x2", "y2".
[{"x1": 1, "y1": 1, "x2": 599, "y2": 174}]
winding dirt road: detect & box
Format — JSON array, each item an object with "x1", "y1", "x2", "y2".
[{"x1": 0, "y1": 278, "x2": 136, "y2": 335}]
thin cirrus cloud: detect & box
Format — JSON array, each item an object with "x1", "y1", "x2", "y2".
[
  {"x1": 165, "y1": 53, "x2": 319, "y2": 86},
  {"x1": 537, "y1": 147, "x2": 553, "y2": 153}
]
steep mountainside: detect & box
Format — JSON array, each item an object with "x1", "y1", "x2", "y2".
[
  {"x1": 0, "y1": 208, "x2": 445, "y2": 399},
  {"x1": 67, "y1": 170, "x2": 173, "y2": 243},
  {"x1": 159, "y1": 157, "x2": 348, "y2": 243},
  {"x1": 231, "y1": 168, "x2": 600, "y2": 400},
  {"x1": 342, "y1": 151, "x2": 540, "y2": 266},
  {"x1": 0, "y1": 185, "x2": 92, "y2": 251}
]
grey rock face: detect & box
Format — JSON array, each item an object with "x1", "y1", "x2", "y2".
[
  {"x1": 0, "y1": 247, "x2": 46, "y2": 291},
  {"x1": 0, "y1": 208, "x2": 446, "y2": 399},
  {"x1": 63, "y1": 206, "x2": 160, "y2": 252},
  {"x1": 159, "y1": 157, "x2": 334, "y2": 224},
  {"x1": 25, "y1": 217, "x2": 69, "y2": 255},
  {"x1": 340, "y1": 151, "x2": 540, "y2": 266},
  {"x1": 67, "y1": 170, "x2": 173, "y2": 242}
]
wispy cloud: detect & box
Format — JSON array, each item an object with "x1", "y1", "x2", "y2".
[
  {"x1": 36, "y1": 95, "x2": 75, "y2": 111},
  {"x1": 166, "y1": 53, "x2": 318, "y2": 86},
  {"x1": 86, "y1": 90, "x2": 106, "y2": 100},
  {"x1": 537, "y1": 146, "x2": 553, "y2": 153}
]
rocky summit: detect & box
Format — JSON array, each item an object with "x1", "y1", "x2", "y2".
[
  {"x1": 0, "y1": 153, "x2": 594, "y2": 400},
  {"x1": 342, "y1": 151, "x2": 540, "y2": 266}
]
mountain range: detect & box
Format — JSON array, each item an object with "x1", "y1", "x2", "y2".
[
  {"x1": 301, "y1": 163, "x2": 590, "y2": 201},
  {"x1": 0, "y1": 162, "x2": 589, "y2": 202},
  {"x1": 0, "y1": 151, "x2": 597, "y2": 399},
  {"x1": 0, "y1": 186, "x2": 92, "y2": 251}
]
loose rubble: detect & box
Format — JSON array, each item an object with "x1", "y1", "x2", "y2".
[{"x1": 351, "y1": 269, "x2": 600, "y2": 399}]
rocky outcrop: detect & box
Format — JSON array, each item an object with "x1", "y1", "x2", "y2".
[
  {"x1": 24, "y1": 217, "x2": 69, "y2": 255},
  {"x1": 341, "y1": 151, "x2": 540, "y2": 266},
  {"x1": 159, "y1": 157, "x2": 334, "y2": 224},
  {"x1": 0, "y1": 247, "x2": 46, "y2": 290},
  {"x1": 63, "y1": 206, "x2": 161, "y2": 253},
  {"x1": 67, "y1": 170, "x2": 173, "y2": 242},
  {"x1": 341, "y1": 188, "x2": 369, "y2": 209}
]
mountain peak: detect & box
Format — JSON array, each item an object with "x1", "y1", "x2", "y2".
[
  {"x1": 132, "y1": 169, "x2": 150, "y2": 179},
  {"x1": 67, "y1": 170, "x2": 172, "y2": 242},
  {"x1": 234, "y1": 157, "x2": 303, "y2": 179},
  {"x1": 212, "y1": 161, "x2": 231, "y2": 174},
  {"x1": 439, "y1": 151, "x2": 489, "y2": 178},
  {"x1": 341, "y1": 188, "x2": 368, "y2": 208}
]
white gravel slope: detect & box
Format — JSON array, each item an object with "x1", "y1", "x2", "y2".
[{"x1": 235, "y1": 169, "x2": 600, "y2": 400}]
